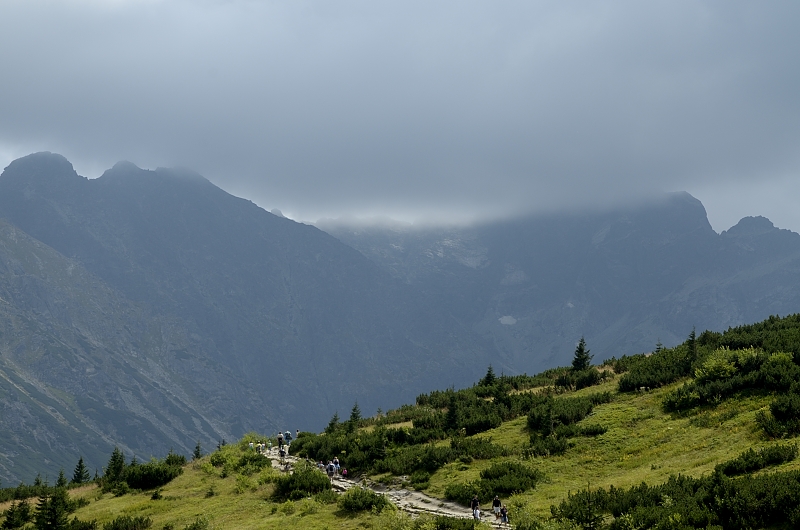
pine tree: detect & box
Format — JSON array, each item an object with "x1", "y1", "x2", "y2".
[
  {"x1": 105, "y1": 447, "x2": 126, "y2": 484},
  {"x1": 71, "y1": 457, "x2": 90, "y2": 485},
  {"x1": 571, "y1": 337, "x2": 593, "y2": 371},
  {"x1": 193, "y1": 441, "x2": 203, "y2": 461},
  {"x1": 481, "y1": 365, "x2": 497, "y2": 386},
  {"x1": 56, "y1": 469, "x2": 67, "y2": 488}
]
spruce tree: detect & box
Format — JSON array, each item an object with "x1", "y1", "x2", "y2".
[
  {"x1": 34, "y1": 488, "x2": 69, "y2": 530},
  {"x1": 193, "y1": 441, "x2": 203, "y2": 461},
  {"x1": 346, "y1": 402, "x2": 362, "y2": 433},
  {"x1": 687, "y1": 327, "x2": 697, "y2": 360},
  {"x1": 349, "y1": 402, "x2": 362, "y2": 424},
  {"x1": 571, "y1": 337, "x2": 592, "y2": 371},
  {"x1": 2, "y1": 499, "x2": 32, "y2": 529},
  {"x1": 105, "y1": 447, "x2": 126, "y2": 484},
  {"x1": 481, "y1": 365, "x2": 497, "y2": 386},
  {"x1": 445, "y1": 394, "x2": 459, "y2": 432},
  {"x1": 325, "y1": 411, "x2": 340, "y2": 434},
  {"x1": 71, "y1": 457, "x2": 90, "y2": 485},
  {"x1": 56, "y1": 469, "x2": 67, "y2": 488}
]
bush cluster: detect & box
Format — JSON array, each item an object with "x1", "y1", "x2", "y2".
[
  {"x1": 617, "y1": 344, "x2": 696, "y2": 392},
  {"x1": 715, "y1": 444, "x2": 797, "y2": 476},
  {"x1": 444, "y1": 462, "x2": 542, "y2": 505},
  {"x1": 662, "y1": 349, "x2": 797, "y2": 412},
  {"x1": 99, "y1": 448, "x2": 185, "y2": 494},
  {"x1": 552, "y1": 469, "x2": 800, "y2": 529},
  {"x1": 338, "y1": 487, "x2": 391, "y2": 513},
  {"x1": 272, "y1": 461, "x2": 331, "y2": 500}
]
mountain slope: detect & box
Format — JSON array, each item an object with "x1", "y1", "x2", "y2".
[
  {"x1": 0, "y1": 153, "x2": 488, "y2": 460},
  {"x1": 0, "y1": 219, "x2": 252, "y2": 483},
  {"x1": 320, "y1": 194, "x2": 800, "y2": 371}
]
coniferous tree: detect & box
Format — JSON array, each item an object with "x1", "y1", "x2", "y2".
[
  {"x1": 346, "y1": 402, "x2": 362, "y2": 433},
  {"x1": 325, "y1": 411, "x2": 340, "y2": 434},
  {"x1": 71, "y1": 457, "x2": 90, "y2": 485},
  {"x1": 56, "y1": 469, "x2": 67, "y2": 488},
  {"x1": 2, "y1": 499, "x2": 32, "y2": 529},
  {"x1": 34, "y1": 488, "x2": 69, "y2": 530},
  {"x1": 105, "y1": 447, "x2": 126, "y2": 484},
  {"x1": 481, "y1": 365, "x2": 497, "y2": 386},
  {"x1": 687, "y1": 327, "x2": 697, "y2": 360},
  {"x1": 33, "y1": 474, "x2": 43, "y2": 487},
  {"x1": 349, "y1": 402, "x2": 362, "y2": 424},
  {"x1": 571, "y1": 337, "x2": 592, "y2": 371},
  {"x1": 193, "y1": 441, "x2": 203, "y2": 461},
  {"x1": 445, "y1": 394, "x2": 459, "y2": 433}
]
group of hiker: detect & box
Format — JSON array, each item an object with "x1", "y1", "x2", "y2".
[
  {"x1": 318, "y1": 457, "x2": 348, "y2": 480},
  {"x1": 471, "y1": 495, "x2": 509, "y2": 524},
  {"x1": 246, "y1": 429, "x2": 300, "y2": 460}
]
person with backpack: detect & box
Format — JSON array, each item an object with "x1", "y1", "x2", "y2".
[
  {"x1": 500, "y1": 505, "x2": 509, "y2": 525},
  {"x1": 492, "y1": 496, "x2": 502, "y2": 519},
  {"x1": 277, "y1": 432, "x2": 284, "y2": 449}
]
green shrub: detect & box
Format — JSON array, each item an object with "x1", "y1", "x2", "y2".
[
  {"x1": 67, "y1": 518, "x2": 99, "y2": 530},
  {"x1": 182, "y1": 519, "x2": 208, "y2": 530},
  {"x1": 716, "y1": 444, "x2": 798, "y2": 476},
  {"x1": 313, "y1": 489, "x2": 339, "y2": 504},
  {"x1": 339, "y1": 487, "x2": 391, "y2": 513},
  {"x1": 445, "y1": 462, "x2": 541, "y2": 505},
  {"x1": 103, "y1": 515, "x2": 152, "y2": 530},
  {"x1": 273, "y1": 461, "x2": 331, "y2": 500},
  {"x1": 124, "y1": 461, "x2": 183, "y2": 490},
  {"x1": 526, "y1": 435, "x2": 569, "y2": 457},
  {"x1": 409, "y1": 470, "x2": 430, "y2": 490}
]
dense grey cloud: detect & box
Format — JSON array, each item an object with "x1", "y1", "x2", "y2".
[{"x1": 1, "y1": 1, "x2": 799, "y2": 230}]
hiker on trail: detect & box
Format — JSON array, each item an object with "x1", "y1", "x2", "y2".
[
  {"x1": 492, "y1": 496, "x2": 502, "y2": 519},
  {"x1": 333, "y1": 457, "x2": 340, "y2": 474},
  {"x1": 326, "y1": 461, "x2": 335, "y2": 479},
  {"x1": 342, "y1": 468, "x2": 348, "y2": 479},
  {"x1": 277, "y1": 432, "x2": 284, "y2": 449},
  {"x1": 473, "y1": 507, "x2": 481, "y2": 521},
  {"x1": 284, "y1": 430, "x2": 292, "y2": 442},
  {"x1": 296, "y1": 429, "x2": 300, "y2": 439},
  {"x1": 267, "y1": 439, "x2": 272, "y2": 452},
  {"x1": 500, "y1": 505, "x2": 509, "y2": 525},
  {"x1": 470, "y1": 495, "x2": 479, "y2": 512}
]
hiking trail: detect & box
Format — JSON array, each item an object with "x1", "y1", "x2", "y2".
[{"x1": 266, "y1": 447, "x2": 510, "y2": 525}]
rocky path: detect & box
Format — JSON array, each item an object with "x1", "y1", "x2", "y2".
[{"x1": 265, "y1": 447, "x2": 510, "y2": 526}]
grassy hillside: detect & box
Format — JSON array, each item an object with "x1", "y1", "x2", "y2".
[{"x1": 6, "y1": 314, "x2": 800, "y2": 529}]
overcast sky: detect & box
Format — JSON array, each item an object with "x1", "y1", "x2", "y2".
[{"x1": 1, "y1": 1, "x2": 799, "y2": 231}]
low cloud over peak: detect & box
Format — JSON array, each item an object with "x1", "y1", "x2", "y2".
[{"x1": 1, "y1": 1, "x2": 799, "y2": 231}]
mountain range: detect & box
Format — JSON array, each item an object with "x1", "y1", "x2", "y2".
[{"x1": 1, "y1": 151, "x2": 799, "y2": 484}]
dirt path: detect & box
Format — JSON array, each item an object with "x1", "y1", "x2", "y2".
[{"x1": 265, "y1": 447, "x2": 510, "y2": 526}]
